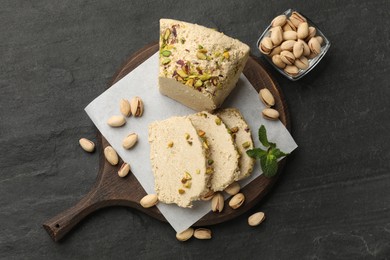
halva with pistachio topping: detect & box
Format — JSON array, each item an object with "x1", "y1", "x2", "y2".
[{"x1": 158, "y1": 19, "x2": 250, "y2": 111}]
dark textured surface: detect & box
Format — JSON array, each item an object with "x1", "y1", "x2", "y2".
[{"x1": 1, "y1": 0, "x2": 389, "y2": 259}]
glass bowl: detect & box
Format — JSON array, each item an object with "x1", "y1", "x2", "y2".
[{"x1": 257, "y1": 9, "x2": 331, "y2": 81}]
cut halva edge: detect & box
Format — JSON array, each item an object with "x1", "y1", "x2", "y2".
[
  {"x1": 217, "y1": 108, "x2": 255, "y2": 180},
  {"x1": 148, "y1": 116, "x2": 210, "y2": 208}
]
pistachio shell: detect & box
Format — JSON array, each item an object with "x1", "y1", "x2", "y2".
[
  {"x1": 308, "y1": 37, "x2": 321, "y2": 55},
  {"x1": 305, "y1": 26, "x2": 317, "y2": 41},
  {"x1": 130, "y1": 96, "x2": 144, "y2": 117},
  {"x1": 307, "y1": 51, "x2": 318, "y2": 59},
  {"x1": 293, "y1": 41, "x2": 304, "y2": 58},
  {"x1": 259, "y1": 88, "x2": 276, "y2": 107},
  {"x1": 224, "y1": 181, "x2": 241, "y2": 195},
  {"x1": 119, "y1": 99, "x2": 131, "y2": 117},
  {"x1": 104, "y1": 146, "x2": 119, "y2": 165},
  {"x1": 259, "y1": 37, "x2": 273, "y2": 55},
  {"x1": 271, "y1": 15, "x2": 287, "y2": 27},
  {"x1": 229, "y1": 193, "x2": 245, "y2": 209},
  {"x1": 280, "y1": 51, "x2": 295, "y2": 65},
  {"x1": 282, "y1": 21, "x2": 294, "y2": 32},
  {"x1": 290, "y1": 11, "x2": 306, "y2": 27},
  {"x1": 295, "y1": 56, "x2": 309, "y2": 70},
  {"x1": 298, "y1": 39, "x2": 311, "y2": 57},
  {"x1": 211, "y1": 192, "x2": 224, "y2": 213},
  {"x1": 140, "y1": 194, "x2": 158, "y2": 208},
  {"x1": 194, "y1": 228, "x2": 212, "y2": 239},
  {"x1": 201, "y1": 190, "x2": 215, "y2": 201},
  {"x1": 286, "y1": 19, "x2": 297, "y2": 31},
  {"x1": 270, "y1": 26, "x2": 283, "y2": 46},
  {"x1": 297, "y1": 22, "x2": 309, "y2": 39},
  {"x1": 283, "y1": 31, "x2": 297, "y2": 41},
  {"x1": 316, "y1": 36, "x2": 324, "y2": 45},
  {"x1": 284, "y1": 65, "x2": 300, "y2": 76},
  {"x1": 107, "y1": 115, "x2": 126, "y2": 127},
  {"x1": 248, "y1": 212, "x2": 266, "y2": 226},
  {"x1": 268, "y1": 46, "x2": 282, "y2": 57},
  {"x1": 262, "y1": 108, "x2": 280, "y2": 120},
  {"x1": 118, "y1": 163, "x2": 131, "y2": 178},
  {"x1": 176, "y1": 228, "x2": 194, "y2": 242},
  {"x1": 281, "y1": 40, "x2": 296, "y2": 51},
  {"x1": 122, "y1": 133, "x2": 138, "y2": 150},
  {"x1": 79, "y1": 138, "x2": 95, "y2": 152},
  {"x1": 272, "y1": 54, "x2": 286, "y2": 69}
]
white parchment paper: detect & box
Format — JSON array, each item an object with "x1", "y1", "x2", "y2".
[{"x1": 85, "y1": 52, "x2": 298, "y2": 232}]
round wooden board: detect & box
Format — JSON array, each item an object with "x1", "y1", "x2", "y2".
[{"x1": 43, "y1": 43, "x2": 290, "y2": 241}]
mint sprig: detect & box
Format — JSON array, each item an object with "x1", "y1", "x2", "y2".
[{"x1": 246, "y1": 125, "x2": 289, "y2": 178}]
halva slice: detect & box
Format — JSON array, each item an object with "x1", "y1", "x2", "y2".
[
  {"x1": 158, "y1": 18, "x2": 250, "y2": 112},
  {"x1": 148, "y1": 116, "x2": 210, "y2": 208},
  {"x1": 188, "y1": 111, "x2": 240, "y2": 191},
  {"x1": 217, "y1": 108, "x2": 255, "y2": 180}
]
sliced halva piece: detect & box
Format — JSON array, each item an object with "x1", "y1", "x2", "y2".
[
  {"x1": 188, "y1": 111, "x2": 240, "y2": 191},
  {"x1": 148, "y1": 116, "x2": 210, "y2": 208},
  {"x1": 217, "y1": 108, "x2": 255, "y2": 180},
  {"x1": 158, "y1": 18, "x2": 250, "y2": 112}
]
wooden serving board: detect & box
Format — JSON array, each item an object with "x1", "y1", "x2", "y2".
[{"x1": 43, "y1": 43, "x2": 290, "y2": 242}]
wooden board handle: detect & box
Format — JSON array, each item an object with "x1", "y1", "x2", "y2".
[{"x1": 43, "y1": 189, "x2": 108, "y2": 242}]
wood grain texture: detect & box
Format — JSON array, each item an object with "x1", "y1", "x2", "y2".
[{"x1": 42, "y1": 43, "x2": 290, "y2": 241}]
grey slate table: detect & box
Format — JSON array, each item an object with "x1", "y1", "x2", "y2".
[{"x1": 1, "y1": 0, "x2": 389, "y2": 259}]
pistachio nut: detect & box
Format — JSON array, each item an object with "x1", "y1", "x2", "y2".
[
  {"x1": 200, "y1": 190, "x2": 215, "y2": 201},
  {"x1": 211, "y1": 192, "x2": 224, "y2": 213},
  {"x1": 280, "y1": 40, "x2": 296, "y2": 51},
  {"x1": 194, "y1": 228, "x2": 212, "y2": 240},
  {"x1": 107, "y1": 115, "x2": 126, "y2": 127},
  {"x1": 305, "y1": 26, "x2": 317, "y2": 41},
  {"x1": 286, "y1": 19, "x2": 297, "y2": 31},
  {"x1": 315, "y1": 36, "x2": 324, "y2": 45},
  {"x1": 140, "y1": 194, "x2": 158, "y2": 208},
  {"x1": 294, "y1": 56, "x2": 309, "y2": 70},
  {"x1": 270, "y1": 26, "x2": 283, "y2": 46},
  {"x1": 130, "y1": 96, "x2": 144, "y2": 117},
  {"x1": 118, "y1": 162, "x2": 131, "y2": 178},
  {"x1": 298, "y1": 39, "x2": 311, "y2": 57},
  {"x1": 79, "y1": 138, "x2": 95, "y2": 153},
  {"x1": 262, "y1": 108, "x2": 280, "y2": 120},
  {"x1": 224, "y1": 181, "x2": 241, "y2": 196},
  {"x1": 248, "y1": 212, "x2": 266, "y2": 226},
  {"x1": 272, "y1": 54, "x2": 286, "y2": 69},
  {"x1": 229, "y1": 193, "x2": 245, "y2": 209},
  {"x1": 289, "y1": 11, "x2": 306, "y2": 27},
  {"x1": 271, "y1": 14, "x2": 287, "y2": 27},
  {"x1": 297, "y1": 22, "x2": 309, "y2": 39},
  {"x1": 282, "y1": 21, "x2": 294, "y2": 32},
  {"x1": 283, "y1": 31, "x2": 297, "y2": 41},
  {"x1": 293, "y1": 41, "x2": 304, "y2": 58},
  {"x1": 284, "y1": 65, "x2": 300, "y2": 76},
  {"x1": 307, "y1": 51, "x2": 318, "y2": 59},
  {"x1": 308, "y1": 37, "x2": 321, "y2": 55},
  {"x1": 122, "y1": 133, "x2": 138, "y2": 150},
  {"x1": 120, "y1": 99, "x2": 131, "y2": 117},
  {"x1": 259, "y1": 88, "x2": 275, "y2": 107},
  {"x1": 176, "y1": 228, "x2": 194, "y2": 242},
  {"x1": 280, "y1": 50, "x2": 295, "y2": 65},
  {"x1": 268, "y1": 46, "x2": 282, "y2": 57},
  {"x1": 259, "y1": 37, "x2": 273, "y2": 55},
  {"x1": 104, "y1": 146, "x2": 119, "y2": 165}
]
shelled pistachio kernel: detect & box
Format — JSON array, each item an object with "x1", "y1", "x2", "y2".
[{"x1": 79, "y1": 138, "x2": 95, "y2": 152}]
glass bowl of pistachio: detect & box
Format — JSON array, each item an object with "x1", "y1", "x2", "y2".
[{"x1": 257, "y1": 9, "x2": 331, "y2": 81}]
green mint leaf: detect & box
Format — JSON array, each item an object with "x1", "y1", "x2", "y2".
[
  {"x1": 246, "y1": 148, "x2": 267, "y2": 159},
  {"x1": 260, "y1": 153, "x2": 278, "y2": 177},
  {"x1": 258, "y1": 125, "x2": 270, "y2": 147},
  {"x1": 269, "y1": 147, "x2": 289, "y2": 159}
]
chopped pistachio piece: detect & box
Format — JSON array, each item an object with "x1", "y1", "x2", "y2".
[
  {"x1": 185, "y1": 133, "x2": 190, "y2": 140},
  {"x1": 197, "y1": 130, "x2": 206, "y2": 137},
  {"x1": 196, "y1": 52, "x2": 207, "y2": 60},
  {"x1": 161, "y1": 50, "x2": 171, "y2": 57},
  {"x1": 215, "y1": 118, "x2": 222, "y2": 125},
  {"x1": 178, "y1": 188, "x2": 185, "y2": 194},
  {"x1": 208, "y1": 159, "x2": 214, "y2": 165},
  {"x1": 162, "y1": 58, "x2": 171, "y2": 65},
  {"x1": 206, "y1": 167, "x2": 214, "y2": 174},
  {"x1": 167, "y1": 141, "x2": 174, "y2": 148},
  {"x1": 242, "y1": 141, "x2": 251, "y2": 149}
]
